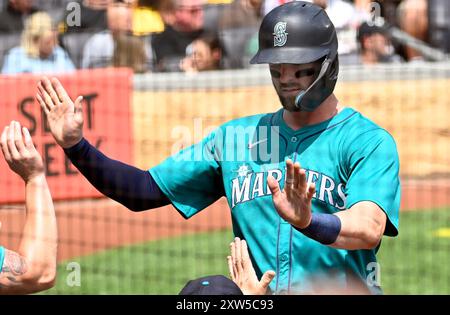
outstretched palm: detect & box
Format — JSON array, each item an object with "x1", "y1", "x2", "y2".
[
  {"x1": 267, "y1": 159, "x2": 316, "y2": 229},
  {"x1": 228, "y1": 238, "x2": 275, "y2": 295},
  {"x1": 36, "y1": 77, "x2": 84, "y2": 149}
]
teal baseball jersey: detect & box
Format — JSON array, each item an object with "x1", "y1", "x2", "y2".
[
  {"x1": 150, "y1": 107, "x2": 400, "y2": 294},
  {"x1": 0, "y1": 246, "x2": 5, "y2": 272}
]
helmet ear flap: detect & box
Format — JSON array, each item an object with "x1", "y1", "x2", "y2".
[
  {"x1": 329, "y1": 55, "x2": 339, "y2": 80},
  {"x1": 294, "y1": 54, "x2": 338, "y2": 112}
]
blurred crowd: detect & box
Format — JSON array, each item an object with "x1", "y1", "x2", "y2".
[{"x1": 0, "y1": 0, "x2": 448, "y2": 75}]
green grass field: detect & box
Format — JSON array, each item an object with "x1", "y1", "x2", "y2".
[{"x1": 43, "y1": 207, "x2": 450, "y2": 295}]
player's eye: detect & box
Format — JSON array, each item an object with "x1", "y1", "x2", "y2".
[
  {"x1": 270, "y1": 69, "x2": 281, "y2": 78},
  {"x1": 295, "y1": 68, "x2": 315, "y2": 78}
]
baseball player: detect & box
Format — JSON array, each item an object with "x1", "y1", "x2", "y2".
[
  {"x1": 36, "y1": 1, "x2": 400, "y2": 294},
  {"x1": 0, "y1": 121, "x2": 57, "y2": 294}
]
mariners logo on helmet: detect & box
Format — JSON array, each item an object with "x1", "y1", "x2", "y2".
[{"x1": 273, "y1": 22, "x2": 288, "y2": 47}]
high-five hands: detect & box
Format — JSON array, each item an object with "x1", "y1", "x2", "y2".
[
  {"x1": 228, "y1": 237, "x2": 275, "y2": 295},
  {"x1": 1, "y1": 121, "x2": 44, "y2": 183},
  {"x1": 36, "y1": 77, "x2": 84, "y2": 149},
  {"x1": 267, "y1": 159, "x2": 316, "y2": 229}
]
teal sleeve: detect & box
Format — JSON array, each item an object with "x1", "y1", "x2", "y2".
[
  {"x1": 149, "y1": 128, "x2": 225, "y2": 219},
  {"x1": 345, "y1": 130, "x2": 401, "y2": 236},
  {"x1": 0, "y1": 246, "x2": 5, "y2": 272}
]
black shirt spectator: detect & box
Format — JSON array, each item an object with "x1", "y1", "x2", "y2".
[
  {"x1": 0, "y1": 0, "x2": 38, "y2": 33},
  {"x1": 150, "y1": 0, "x2": 206, "y2": 72},
  {"x1": 152, "y1": 24, "x2": 203, "y2": 72}
]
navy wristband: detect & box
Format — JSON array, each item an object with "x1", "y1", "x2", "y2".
[{"x1": 294, "y1": 213, "x2": 341, "y2": 245}]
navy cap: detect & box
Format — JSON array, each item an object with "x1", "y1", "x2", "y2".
[{"x1": 179, "y1": 275, "x2": 243, "y2": 295}]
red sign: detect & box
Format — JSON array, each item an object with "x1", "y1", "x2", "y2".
[{"x1": 0, "y1": 68, "x2": 133, "y2": 203}]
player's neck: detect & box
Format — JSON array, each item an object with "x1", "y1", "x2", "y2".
[{"x1": 282, "y1": 94, "x2": 341, "y2": 131}]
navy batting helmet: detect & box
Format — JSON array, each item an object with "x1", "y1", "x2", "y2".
[{"x1": 250, "y1": 1, "x2": 339, "y2": 112}]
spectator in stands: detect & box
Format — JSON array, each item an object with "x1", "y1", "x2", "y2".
[
  {"x1": 34, "y1": 0, "x2": 72, "y2": 24},
  {"x1": 217, "y1": 0, "x2": 263, "y2": 69},
  {"x1": 81, "y1": 1, "x2": 132, "y2": 68},
  {"x1": 218, "y1": 0, "x2": 262, "y2": 30},
  {"x1": 113, "y1": 33, "x2": 150, "y2": 73},
  {"x1": 82, "y1": 1, "x2": 154, "y2": 70},
  {"x1": 357, "y1": 21, "x2": 403, "y2": 64},
  {"x1": 427, "y1": 0, "x2": 450, "y2": 54},
  {"x1": 397, "y1": 0, "x2": 428, "y2": 61},
  {"x1": 0, "y1": 0, "x2": 38, "y2": 33},
  {"x1": 1, "y1": 11, "x2": 75, "y2": 74},
  {"x1": 180, "y1": 33, "x2": 223, "y2": 72},
  {"x1": 151, "y1": 0, "x2": 206, "y2": 72},
  {"x1": 315, "y1": 0, "x2": 369, "y2": 56},
  {"x1": 61, "y1": 0, "x2": 113, "y2": 33}
]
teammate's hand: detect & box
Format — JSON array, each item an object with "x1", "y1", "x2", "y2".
[
  {"x1": 36, "y1": 77, "x2": 84, "y2": 149},
  {"x1": 228, "y1": 237, "x2": 275, "y2": 295},
  {"x1": 268, "y1": 159, "x2": 316, "y2": 229},
  {"x1": 0, "y1": 121, "x2": 45, "y2": 182}
]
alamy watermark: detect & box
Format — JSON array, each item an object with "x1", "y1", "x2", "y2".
[
  {"x1": 366, "y1": 262, "x2": 381, "y2": 287},
  {"x1": 65, "y1": 2, "x2": 81, "y2": 27},
  {"x1": 66, "y1": 262, "x2": 81, "y2": 287},
  {"x1": 367, "y1": 2, "x2": 383, "y2": 27}
]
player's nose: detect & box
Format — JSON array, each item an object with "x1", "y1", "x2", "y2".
[{"x1": 278, "y1": 65, "x2": 297, "y2": 84}]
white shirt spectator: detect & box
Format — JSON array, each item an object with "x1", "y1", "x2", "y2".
[
  {"x1": 81, "y1": 30, "x2": 114, "y2": 69},
  {"x1": 82, "y1": 30, "x2": 154, "y2": 70}
]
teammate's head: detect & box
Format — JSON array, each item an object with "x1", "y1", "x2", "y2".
[
  {"x1": 179, "y1": 275, "x2": 243, "y2": 295},
  {"x1": 250, "y1": 1, "x2": 339, "y2": 112},
  {"x1": 9, "y1": 0, "x2": 34, "y2": 13}
]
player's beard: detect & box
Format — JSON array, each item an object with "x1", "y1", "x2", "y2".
[
  {"x1": 274, "y1": 84, "x2": 304, "y2": 112},
  {"x1": 278, "y1": 94, "x2": 301, "y2": 112},
  {"x1": 273, "y1": 82, "x2": 312, "y2": 112}
]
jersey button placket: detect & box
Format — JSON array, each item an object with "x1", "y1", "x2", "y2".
[{"x1": 277, "y1": 222, "x2": 291, "y2": 294}]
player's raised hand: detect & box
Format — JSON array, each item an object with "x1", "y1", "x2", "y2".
[
  {"x1": 228, "y1": 237, "x2": 275, "y2": 295},
  {"x1": 36, "y1": 77, "x2": 84, "y2": 149},
  {"x1": 267, "y1": 159, "x2": 316, "y2": 229},
  {"x1": 0, "y1": 121, "x2": 44, "y2": 182}
]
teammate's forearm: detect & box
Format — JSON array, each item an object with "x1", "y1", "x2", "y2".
[
  {"x1": 331, "y1": 204, "x2": 386, "y2": 250},
  {"x1": 294, "y1": 203, "x2": 385, "y2": 250},
  {"x1": 64, "y1": 138, "x2": 170, "y2": 211},
  {"x1": 18, "y1": 174, "x2": 57, "y2": 286}
]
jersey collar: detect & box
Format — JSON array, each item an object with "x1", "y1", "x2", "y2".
[{"x1": 272, "y1": 107, "x2": 356, "y2": 137}]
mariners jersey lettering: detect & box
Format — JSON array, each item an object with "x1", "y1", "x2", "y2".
[
  {"x1": 150, "y1": 107, "x2": 401, "y2": 294},
  {"x1": 230, "y1": 168, "x2": 346, "y2": 209}
]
